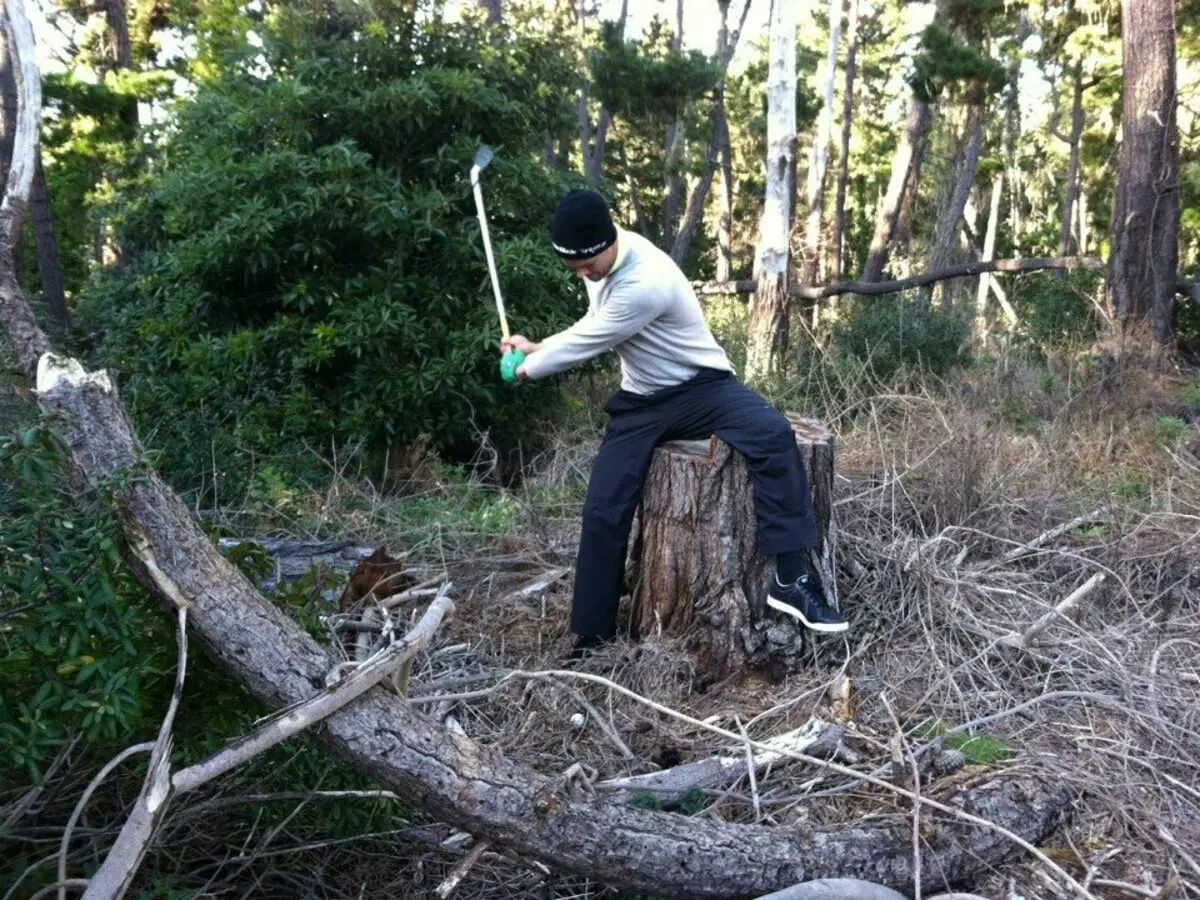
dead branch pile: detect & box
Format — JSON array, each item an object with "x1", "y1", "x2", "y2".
[{"x1": 325, "y1": 375, "x2": 1196, "y2": 900}]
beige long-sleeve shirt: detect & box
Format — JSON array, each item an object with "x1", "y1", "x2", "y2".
[{"x1": 521, "y1": 229, "x2": 733, "y2": 395}]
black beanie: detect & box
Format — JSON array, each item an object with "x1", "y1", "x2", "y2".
[{"x1": 550, "y1": 189, "x2": 617, "y2": 260}]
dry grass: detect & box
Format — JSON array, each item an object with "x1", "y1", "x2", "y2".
[
  {"x1": 219, "y1": 353, "x2": 1194, "y2": 900},
  {"x1": 22, "y1": 354, "x2": 1198, "y2": 900}
]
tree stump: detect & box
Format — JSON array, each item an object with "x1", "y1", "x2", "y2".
[{"x1": 628, "y1": 415, "x2": 836, "y2": 676}]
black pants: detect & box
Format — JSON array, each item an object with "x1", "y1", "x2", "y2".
[{"x1": 572, "y1": 368, "x2": 821, "y2": 639}]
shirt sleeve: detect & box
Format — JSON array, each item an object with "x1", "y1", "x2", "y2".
[{"x1": 521, "y1": 285, "x2": 668, "y2": 380}]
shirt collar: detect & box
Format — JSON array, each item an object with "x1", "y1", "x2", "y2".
[{"x1": 605, "y1": 227, "x2": 632, "y2": 279}]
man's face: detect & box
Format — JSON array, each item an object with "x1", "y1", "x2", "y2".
[{"x1": 563, "y1": 242, "x2": 618, "y2": 282}]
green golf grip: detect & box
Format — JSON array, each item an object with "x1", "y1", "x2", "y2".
[{"x1": 500, "y1": 349, "x2": 526, "y2": 383}]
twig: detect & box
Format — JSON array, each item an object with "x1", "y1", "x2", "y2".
[
  {"x1": 1148, "y1": 638, "x2": 1200, "y2": 723},
  {"x1": 2, "y1": 733, "x2": 82, "y2": 828},
  {"x1": 435, "y1": 838, "x2": 492, "y2": 898},
  {"x1": 1088, "y1": 879, "x2": 1162, "y2": 898},
  {"x1": 535, "y1": 675, "x2": 634, "y2": 760},
  {"x1": 379, "y1": 574, "x2": 449, "y2": 609},
  {"x1": 482, "y1": 669, "x2": 1094, "y2": 898},
  {"x1": 595, "y1": 718, "x2": 842, "y2": 806},
  {"x1": 172, "y1": 790, "x2": 402, "y2": 820},
  {"x1": 173, "y1": 587, "x2": 453, "y2": 794},
  {"x1": 734, "y1": 715, "x2": 761, "y2": 823},
  {"x1": 882, "y1": 694, "x2": 922, "y2": 900},
  {"x1": 1005, "y1": 572, "x2": 1105, "y2": 648},
  {"x1": 1156, "y1": 827, "x2": 1200, "y2": 880},
  {"x1": 56, "y1": 744, "x2": 155, "y2": 900},
  {"x1": 999, "y1": 507, "x2": 1109, "y2": 563},
  {"x1": 82, "y1": 606, "x2": 189, "y2": 900},
  {"x1": 30, "y1": 882, "x2": 90, "y2": 900}
]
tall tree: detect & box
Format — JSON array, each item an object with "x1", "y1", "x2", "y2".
[
  {"x1": 745, "y1": 0, "x2": 797, "y2": 382},
  {"x1": 2, "y1": 10, "x2": 67, "y2": 331},
  {"x1": 663, "y1": 0, "x2": 686, "y2": 245},
  {"x1": 862, "y1": 99, "x2": 931, "y2": 281},
  {"x1": 801, "y1": 0, "x2": 844, "y2": 286},
  {"x1": 1108, "y1": 0, "x2": 1180, "y2": 344},
  {"x1": 922, "y1": 2, "x2": 1007, "y2": 278},
  {"x1": 29, "y1": 157, "x2": 69, "y2": 331},
  {"x1": 478, "y1": 0, "x2": 502, "y2": 26},
  {"x1": 927, "y1": 102, "x2": 985, "y2": 275},
  {"x1": 670, "y1": 0, "x2": 752, "y2": 265},
  {"x1": 716, "y1": 0, "x2": 737, "y2": 281},
  {"x1": 832, "y1": 0, "x2": 859, "y2": 283}
]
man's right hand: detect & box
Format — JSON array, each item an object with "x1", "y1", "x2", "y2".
[{"x1": 501, "y1": 334, "x2": 541, "y2": 355}]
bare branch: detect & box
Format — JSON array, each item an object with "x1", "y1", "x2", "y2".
[
  {"x1": 172, "y1": 587, "x2": 453, "y2": 795},
  {"x1": 697, "y1": 257, "x2": 1108, "y2": 302},
  {"x1": 81, "y1": 608, "x2": 189, "y2": 900}
]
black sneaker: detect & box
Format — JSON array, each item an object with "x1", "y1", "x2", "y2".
[
  {"x1": 564, "y1": 633, "x2": 611, "y2": 665},
  {"x1": 768, "y1": 574, "x2": 848, "y2": 633}
]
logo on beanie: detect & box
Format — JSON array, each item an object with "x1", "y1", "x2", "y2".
[{"x1": 552, "y1": 238, "x2": 614, "y2": 258}]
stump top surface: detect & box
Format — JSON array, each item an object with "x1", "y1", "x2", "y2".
[{"x1": 656, "y1": 417, "x2": 831, "y2": 460}]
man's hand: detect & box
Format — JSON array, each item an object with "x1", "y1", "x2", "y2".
[{"x1": 501, "y1": 334, "x2": 541, "y2": 355}]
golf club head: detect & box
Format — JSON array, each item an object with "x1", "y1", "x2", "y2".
[{"x1": 473, "y1": 146, "x2": 494, "y2": 172}]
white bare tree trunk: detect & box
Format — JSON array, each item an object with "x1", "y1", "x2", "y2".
[
  {"x1": 746, "y1": 0, "x2": 798, "y2": 382},
  {"x1": 802, "y1": 0, "x2": 843, "y2": 287}
]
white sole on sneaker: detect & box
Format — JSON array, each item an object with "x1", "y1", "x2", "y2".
[{"x1": 767, "y1": 595, "x2": 849, "y2": 633}]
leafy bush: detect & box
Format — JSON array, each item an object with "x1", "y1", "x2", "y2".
[
  {"x1": 77, "y1": 11, "x2": 587, "y2": 497},
  {"x1": 0, "y1": 418, "x2": 165, "y2": 782},
  {"x1": 1014, "y1": 270, "x2": 1104, "y2": 350},
  {"x1": 0, "y1": 421, "x2": 402, "y2": 893},
  {"x1": 832, "y1": 297, "x2": 972, "y2": 381}
]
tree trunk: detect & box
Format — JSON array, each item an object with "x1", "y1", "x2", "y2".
[
  {"x1": 1058, "y1": 64, "x2": 1084, "y2": 258},
  {"x1": 670, "y1": 0, "x2": 751, "y2": 266},
  {"x1": 663, "y1": 0, "x2": 686, "y2": 245},
  {"x1": 0, "y1": 18, "x2": 15, "y2": 191},
  {"x1": 716, "y1": 105, "x2": 735, "y2": 280},
  {"x1": 927, "y1": 103, "x2": 985, "y2": 278},
  {"x1": 629, "y1": 419, "x2": 835, "y2": 678},
  {"x1": 974, "y1": 173, "x2": 1003, "y2": 342},
  {"x1": 832, "y1": 0, "x2": 859, "y2": 284},
  {"x1": 1108, "y1": 0, "x2": 1179, "y2": 344},
  {"x1": 1, "y1": 13, "x2": 20, "y2": 274},
  {"x1": 802, "y1": 0, "x2": 844, "y2": 287},
  {"x1": 582, "y1": 0, "x2": 627, "y2": 183},
  {"x1": 862, "y1": 99, "x2": 932, "y2": 282},
  {"x1": 891, "y1": 118, "x2": 930, "y2": 258},
  {"x1": 715, "y1": 0, "x2": 752, "y2": 282},
  {"x1": 478, "y1": 0, "x2": 502, "y2": 25},
  {"x1": 670, "y1": 103, "x2": 721, "y2": 265},
  {"x1": 746, "y1": 0, "x2": 798, "y2": 382},
  {"x1": 1004, "y1": 11, "x2": 1030, "y2": 258},
  {"x1": 574, "y1": 0, "x2": 591, "y2": 177},
  {"x1": 30, "y1": 155, "x2": 69, "y2": 332}
]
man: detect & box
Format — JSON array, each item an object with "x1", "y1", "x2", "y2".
[{"x1": 502, "y1": 189, "x2": 847, "y2": 657}]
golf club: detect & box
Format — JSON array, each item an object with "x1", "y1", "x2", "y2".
[{"x1": 470, "y1": 146, "x2": 525, "y2": 383}]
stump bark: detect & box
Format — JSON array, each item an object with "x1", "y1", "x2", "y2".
[{"x1": 629, "y1": 415, "x2": 836, "y2": 675}]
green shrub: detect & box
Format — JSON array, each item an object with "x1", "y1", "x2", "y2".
[
  {"x1": 77, "y1": 12, "x2": 587, "y2": 498},
  {"x1": 1014, "y1": 270, "x2": 1104, "y2": 350},
  {"x1": 832, "y1": 297, "x2": 972, "y2": 381},
  {"x1": 0, "y1": 418, "x2": 166, "y2": 782}
]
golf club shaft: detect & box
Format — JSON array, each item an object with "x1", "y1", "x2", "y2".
[{"x1": 471, "y1": 174, "x2": 510, "y2": 341}]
